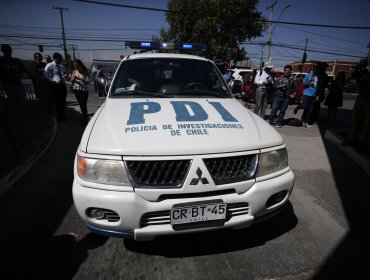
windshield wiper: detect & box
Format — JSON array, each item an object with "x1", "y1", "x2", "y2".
[
  {"x1": 116, "y1": 90, "x2": 174, "y2": 98},
  {"x1": 176, "y1": 90, "x2": 230, "y2": 98}
]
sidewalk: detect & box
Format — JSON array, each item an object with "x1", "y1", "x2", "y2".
[{"x1": 255, "y1": 101, "x2": 370, "y2": 178}]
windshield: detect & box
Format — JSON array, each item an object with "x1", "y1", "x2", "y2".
[{"x1": 110, "y1": 58, "x2": 231, "y2": 98}]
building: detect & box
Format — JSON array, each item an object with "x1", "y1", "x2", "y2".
[{"x1": 292, "y1": 60, "x2": 359, "y2": 76}]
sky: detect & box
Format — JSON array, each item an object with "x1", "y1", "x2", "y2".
[{"x1": 0, "y1": 0, "x2": 369, "y2": 70}]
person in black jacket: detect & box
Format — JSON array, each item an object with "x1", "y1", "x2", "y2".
[
  {"x1": 309, "y1": 62, "x2": 329, "y2": 124},
  {"x1": 342, "y1": 73, "x2": 370, "y2": 153},
  {"x1": 269, "y1": 65, "x2": 298, "y2": 127},
  {"x1": 324, "y1": 71, "x2": 345, "y2": 123}
]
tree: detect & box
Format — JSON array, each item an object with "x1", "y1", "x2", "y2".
[{"x1": 160, "y1": 0, "x2": 265, "y2": 60}]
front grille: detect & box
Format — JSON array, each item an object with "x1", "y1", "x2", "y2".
[
  {"x1": 126, "y1": 160, "x2": 191, "y2": 188},
  {"x1": 203, "y1": 154, "x2": 258, "y2": 185},
  {"x1": 139, "y1": 202, "x2": 249, "y2": 228}
]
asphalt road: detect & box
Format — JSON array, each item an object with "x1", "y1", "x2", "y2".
[{"x1": 0, "y1": 87, "x2": 369, "y2": 280}]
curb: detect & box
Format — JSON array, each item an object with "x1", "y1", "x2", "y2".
[
  {"x1": 324, "y1": 129, "x2": 370, "y2": 178},
  {"x1": 0, "y1": 119, "x2": 58, "y2": 195}
]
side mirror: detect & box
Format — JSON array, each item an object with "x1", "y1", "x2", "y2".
[{"x1": 229, "y1": 80, "x2": 242, "y2": 94}]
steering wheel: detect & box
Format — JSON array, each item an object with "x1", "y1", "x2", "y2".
[{"x1": 183, "y1": 82, "x2": 206, "y2": 90}]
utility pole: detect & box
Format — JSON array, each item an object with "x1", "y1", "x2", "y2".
[
  {"x1": 367, "y1": 42, "x2": 370, "y2": 67},
  {"x1": 260, "y1": 51, "x2": 264, "y2": 69},
  {"x1": 71, "y1": 44, "x2": 77, "y2": 61},
  {"x1": 300, "y1": 38, "x2": 308, "y2": 76},
  {"x1": 266, "y1": 1, "x2": 277, "y2": 64},
  {"x1": 53, "y1": 6, "x2": 69, "y2": 68}
]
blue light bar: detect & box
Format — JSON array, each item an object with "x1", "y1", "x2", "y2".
[
  {"x1": 182, "y1": 44, "x2": 193, "y2": 49},
  {"x1": 125, "y1": 41, "x2": 207, "y2": 51}
]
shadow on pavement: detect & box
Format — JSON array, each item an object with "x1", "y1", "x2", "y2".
[
  {"x1": 311, "y1": 109, "x2": 370, "y2": 279},
  {"x1": 124, "y1": 201, "x2": 297, "y2": 257},
  {"x1": 0, "y1": 105, "x2": 108, "y2": 279},
  {"x1": 2, "y1": 233, "x2": 108, "y2": 279}
]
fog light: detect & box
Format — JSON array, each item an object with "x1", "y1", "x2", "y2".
[
  {"x1": 89, "y1": 208, "x2": 106, "y2": 220},
  {"x1": 266, "y1": 190, "x2": 287, "y2": 208}
]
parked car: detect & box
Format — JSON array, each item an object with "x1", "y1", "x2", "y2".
[
  {"x1": 72, "y1": 49, "x2": 295, "y2": 241},
  {"x1": 343, "y1": 83, "x2": 357, "y2": 93},
  {"x1": 229, "y1": 70, "x2": 256, "y2": 103},
  {"x1": 227, "y1": 68, "x2": 254, "y2": 81}
]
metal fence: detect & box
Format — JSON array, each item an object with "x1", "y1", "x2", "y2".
[{"x1": 0, "y1": 79, "x2": 55, "y2": 189}]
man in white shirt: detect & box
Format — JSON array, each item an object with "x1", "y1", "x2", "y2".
[
  {"x1": 44, "y1": 52, "x2": 68, "y2": 121},
  {"x1": 253, "y1": 64, "x2": 273, "y2": 117}
]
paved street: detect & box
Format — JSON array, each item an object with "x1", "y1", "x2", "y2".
[{"x1": 0, "y1": 87, "x2": 369, "y2": 280}]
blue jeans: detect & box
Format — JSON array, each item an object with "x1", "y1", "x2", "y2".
[
  {"x1": 270, "y1": 95, "x2": 290, "y2": 124},
  {"x1": 301, "y1": 95, "x2": 316, "y2": 124}
]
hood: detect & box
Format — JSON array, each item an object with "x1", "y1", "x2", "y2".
[{"x1": 81, "y1": 98, "x2": 283, "y2": 156}]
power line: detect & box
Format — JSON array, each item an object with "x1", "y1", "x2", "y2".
[
  {"x1": 278, "y1": 24, "x2": 367, "y2": 45},
  {"x1": 73, "y1": 0, "x2": 178, "y2": 13},
  {"x1": 0, "y1": 34, "x2": 152, "y2": 42},
  {"x1": 0, "y1": 24, "x2": 161, "y2": 31},
  {"x1": 272, "y1": 30, "x2": 365, "y2": 55},
  {"x1": 2, "y1": 32, "x2": 365, "y2": 59},
  {"x1": 248, "y1": 42, "x2": 366, "y2": 59},
  {"x1": 264, "y1": 20, "x2": 370, "y2": 30},
  {"x1": 73, "y1": 0, "x2": 370, "y2": 30}
]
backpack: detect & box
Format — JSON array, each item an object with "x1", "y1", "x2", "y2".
[{"x1": 286, "y1": 118, "x2": 303, "y2": 127}]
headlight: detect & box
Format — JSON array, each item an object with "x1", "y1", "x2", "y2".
[
  {"x1": 77, "y1": 155, "x2": 131, "y2": 186},
  {"x1": 257, "y1": 148, "x2": 288, "y2": 177}
]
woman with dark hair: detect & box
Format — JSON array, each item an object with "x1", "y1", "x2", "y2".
[
  {"x1": 32, "y1": 52, "x2": 46, "y2": 80},
  {"x1": 71, "y1": 59, "x2": 91, "y2": 125}
]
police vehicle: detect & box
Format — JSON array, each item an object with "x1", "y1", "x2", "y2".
[{"x1": 72, "y1": 41, "x2": 295, "y2": 241}]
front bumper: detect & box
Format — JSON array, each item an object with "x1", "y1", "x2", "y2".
[{"x1": 72, "y1": 170, "x2": 294, "y2": 241}]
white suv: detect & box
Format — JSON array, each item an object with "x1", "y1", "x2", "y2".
[{"x1": 72, "y1": 52, "x2": 294, "y2": 241}]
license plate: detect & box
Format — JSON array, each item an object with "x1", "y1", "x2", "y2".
[{"x1": 170, "y1": 202, "x2": 227, "y2": 225}]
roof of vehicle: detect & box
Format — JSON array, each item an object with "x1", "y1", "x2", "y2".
[{"x1": 124, "y1": 52, "x2": 210, "y2": 61}]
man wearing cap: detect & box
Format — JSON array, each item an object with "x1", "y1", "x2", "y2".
[
  {"x1": 254, "y1": 63, "x2": 273, "y2": 117},
  {"x1": 269, "y1": 65, "x2": 298, "y2": 127}
]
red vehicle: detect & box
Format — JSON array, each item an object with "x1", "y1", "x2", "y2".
[
  {"x1": 291, "y1": 73, "x2": 306, "y2": 104},
  {"x1": 229, "y1": 71, "x2": 257, "y2": 105},
  {"x1": 239, "y1": 70, "x2": 257, "y2": 104}
]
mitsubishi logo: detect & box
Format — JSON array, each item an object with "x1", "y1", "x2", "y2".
[{"x1": 190, "y1": 168, "x2": 209, "y2": 185}]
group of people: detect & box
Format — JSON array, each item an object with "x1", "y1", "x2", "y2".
[
  {"x1": 224, "y1": 61, "x2": 369, "y2": 153},
  {"x1": 252, "y1": 63, "x2": 301, "y2": 127},
  {"x1": 40, "y1": 52, "x2": 91, "y2": 124},
  {"x1": 0, "y1": 44, "x2": 105, "y2": 125},
  {"x1": 241, "y1": 62, "x2": 345, "y2": 128}
]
